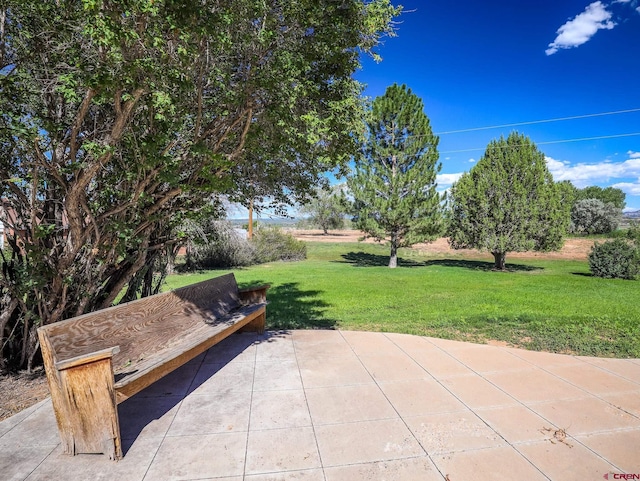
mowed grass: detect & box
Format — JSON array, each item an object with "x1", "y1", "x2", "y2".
[{"x1": 166, "y1": 242, "x2": 640, "y2": 358}]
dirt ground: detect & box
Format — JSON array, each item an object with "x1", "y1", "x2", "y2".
[
  {"x1": 0, "y1": 232, "x2": 596, "y2": 423},
  {"x1": 290, "y1": 229, "x2": 595, "y2": 261},
  {"x1": 0, "y1": 368, "x2": 49, "y2": 422}
]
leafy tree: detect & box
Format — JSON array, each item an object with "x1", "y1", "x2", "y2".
[
  {"x1": 299, "y1": 186, "x2": 348, "y2": 234},
  {"x1": 447, "y1": 132, "x2": 569, "y2": 270},
  {"x1": 348, "y1": 84, "x2": 443, "y2": 268},
  {"x1": 577, "y1": 186, "x2": 626, "y2": 210},
  {"x1": 0, "y1": 0, "x2": 400, "y2": 371},
  {"x1": 570, "y1": 198, "x2": 622, "y2": 235}
]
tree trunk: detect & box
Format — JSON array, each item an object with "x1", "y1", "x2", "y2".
[
  {"x1": 492, "y1": 251, "x2": 506, "y2": 270},
  {"x1": 389, "y1": 235, "x2": 398, "y2": 268}
]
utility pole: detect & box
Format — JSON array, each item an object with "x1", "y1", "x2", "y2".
[{"x1": 247, "y1": 199, "x2": 254, "y2": 240}]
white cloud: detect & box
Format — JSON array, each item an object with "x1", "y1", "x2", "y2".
[
  {"x1": 546, "y1": 155, "x2": 640, "y2": 187},
  {"x1": 437, "y1": 172, "x2": 464, "y2": 186},
  {"x1": 612, "y1": 181, "x2": 640, "y2": 195},
  {"x1": 627, "y1": 150, "x2": 640, "y2": 158},
  {"x1": 468, "y1": 158, "x2": 476, "y2": 163},
  {"x1": 546, "y1": 1, "x2": 616, "y2": 55}
]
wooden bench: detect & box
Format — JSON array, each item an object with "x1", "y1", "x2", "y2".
[{"x1": 37, "y1": 273, "x2": 268, "y2": 460}]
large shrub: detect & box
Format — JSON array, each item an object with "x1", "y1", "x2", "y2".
[
  {"x1": 185, "y1": 221, "x2": 256, "y2": 269},
  {"x1": 588, "y1": 239, "x2": 639, "y2": 280},
  {"x1": 571, "y1": 198, "x2": 622, "y2": 235},
  {"x1": 252, "y1": 226, "x2": 307, "y2": 263}
]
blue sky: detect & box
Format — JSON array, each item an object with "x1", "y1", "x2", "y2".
[{"x1": 355, "y1": 0, "x2": 640, "y2": 210}]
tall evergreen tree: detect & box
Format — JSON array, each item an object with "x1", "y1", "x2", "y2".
[
  {"x1": 447, "y1": 131, "x2": 570, "y2": 270},
  {"x1": 348, "y1": 84, "x2": 443, "y2": 268}
]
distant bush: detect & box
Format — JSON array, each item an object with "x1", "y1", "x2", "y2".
[
  {"x1": 588, "y1": 238, "x2": 639, "y2": 280},
  {"x1": 571, "y1": 198, "x2": 622, "y2": 235},
  {"x1": 252, "y1": 226, "x2": 306, "y2": 263},
  {"x1": 181, "y1": 221, "x2": 306, "y2": 270},
  {"x1": 185, "y1": 220, "x2": 255, "y2": 269}
]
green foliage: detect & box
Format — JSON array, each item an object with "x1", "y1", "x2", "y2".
[
  {"x1": 447, "y1": 132, "x2": 570, "y2": 269},
  {"x1": 571, "y1": 198, "x2": 622, "y2": 235},
  {"x1": 0, "y1": 0, "x2": 400, "y2": 370},
  {"x1": 556, "y1": 180, "x2": 579, "y2": 208},
  {"x1": 626, "y1": 222, "x2": 640, "y2": 243},
  {"x1": 299, "y1": 186, "x2": 348, "y2": 234},
  {"x1": 348, "y1": 84, "x2": 444, "y2": 268},
  {"x1": 577, "y1": 186, "x2": 626, "y2": 210},
  {"x1": 184, "y1": 220, "x2": 255, "y2": 270},
  {"x1": 222, "y1": 0, "x2": 402, "y2": 212},
  {"x1": 179, "y1": 221, "x2": 307, "y2": 270},
  {"x1": 589, "y1": 239, "x2": 639, "y2": 280},
  {"x1": 252, "y1": 226, "x2": 307, "y2": 263}
]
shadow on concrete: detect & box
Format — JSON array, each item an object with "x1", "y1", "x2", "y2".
[
  {"x1": 118, "y1": 330, "x2": 290, "y2": 455},
  {"x1": 118, "y1": 278, "x2": 340, "y2": 453}
]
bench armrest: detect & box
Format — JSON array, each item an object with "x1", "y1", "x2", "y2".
[
  {"x1": 238, "y1": 284, "x2": 270, "y2": 304},
  {"x1": 54, "y1": 346, "x2": 121, "y2": 372}
]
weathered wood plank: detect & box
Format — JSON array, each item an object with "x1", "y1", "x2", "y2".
[
  {"x1": 239, "y1": 284, "x2": 270, "y2": 305},
  {"x1": 40, "y1": 274, "x2": 246, "y2": 374},
  {"x1": 58, "y1": 357, "x2": 121, "y2": 459},
  {"x1": 113, "y1": 305, "x2": 265, "y2": 401},
  {"x1": 40, "y1": 327, "x2": 122, "y2": 459},
  {"x1": 55, "y1": 346, "x2": 120, "y2": 372}
]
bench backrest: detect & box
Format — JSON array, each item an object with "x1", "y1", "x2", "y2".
[{"x1": 39, "y1": 273, "x2": 241, "y2": 371}]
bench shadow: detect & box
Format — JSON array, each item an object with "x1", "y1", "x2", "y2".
[
  {"x1": 118, "y1": 330, "x2": 291, "y2": 455},
  {"x1": 118, "y1": 281, "x2": 335, "y2": 454}
]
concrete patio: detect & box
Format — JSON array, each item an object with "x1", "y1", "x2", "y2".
[{"x1": 1, "y1": 330, "x2": 640, "y2": 480}]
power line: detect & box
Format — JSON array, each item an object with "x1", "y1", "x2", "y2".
[
  {"x1": 434, "y1": 108, "x2": 640, "y2": 135},
  {"x1": 441, "y1": 132, "x2": 640, "y2": 154}
]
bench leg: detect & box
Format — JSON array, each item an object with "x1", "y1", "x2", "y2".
[
  {"x1": 241, "y1": 311, "x2": 265, "y2": 335},
  {"x1": 40, "y1": 334, "x2": 122, "y2": 460},
  {"x1": 56, "y1": 360, "x2": 123, "y2": 459}
]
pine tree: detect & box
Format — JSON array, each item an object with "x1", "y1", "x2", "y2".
[
  {"x1": 348, "y1": 84, "x2": 443, "y2": 268},
  {"x1": 447, "y1": 131, "x2": 570, "y2": 269}
]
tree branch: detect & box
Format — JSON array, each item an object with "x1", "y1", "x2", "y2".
[{"x1": 70, "y1": 88, "x2": 97, "y2": 160}]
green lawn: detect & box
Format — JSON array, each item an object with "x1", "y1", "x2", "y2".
[{"x1": 166, "y1": 242, "x2": 640, "y2": 358}]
